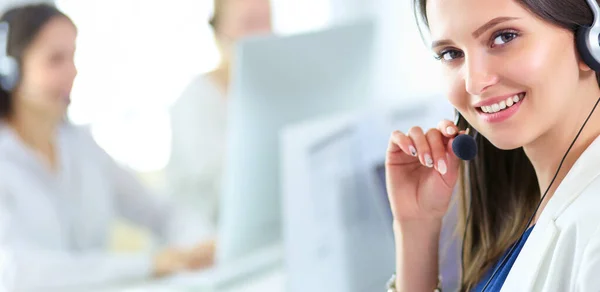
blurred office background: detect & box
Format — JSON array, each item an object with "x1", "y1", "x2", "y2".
[
  {"x1": 48, "y1": 0, "x2": 446, "y2": 175},
  {"x1": 0, "y1": 0, "x2": 456, "y2": 291},
  {"x1": 40, "y1": 0, "x2": 446, "y2": 250}
]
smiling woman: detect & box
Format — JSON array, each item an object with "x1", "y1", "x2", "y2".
[{"x1": 384, "y1": 0, "x2": 600, "y2": 291}]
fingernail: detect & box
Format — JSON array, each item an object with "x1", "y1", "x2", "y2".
[
  {"x1": 438, "y1": 160, "x2": 447, "y2": 175},
  {"x1": 425, "y1": 154, "x2": 433, "y2": 167},
  {"x1": 446, "y1": 126, "x2": 456, "y2": 135},
  {"x1": 409, "y1": 145, "x2": 417, "y2": 156}
]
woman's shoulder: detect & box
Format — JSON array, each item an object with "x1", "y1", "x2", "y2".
[
  {"x1": 0, "y1": 123, "x2": 15, "y2": 172},
  {"x1": 0, "y1": 122, "x2": 12, "y2": 149},
  {"x1": 170, "y1": 73, "x2": 227, "y2": 124},
  {"x1": 172, "y1": 73, "x2": 224, "y2": 108},
  {"x1": 59, "y1": 123, "x2": 103, "y2": 153},
  {"x1": 578, "y1": 176, "x2": 600, "y2": 211},
  {"x1": 555, "y1": 175, "x2": 600, "y2": 241},
  {"x1": 555, "y1": 136, "x2": 600, "y2": 224}
]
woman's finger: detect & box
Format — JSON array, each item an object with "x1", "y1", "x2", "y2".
[
  {"x1": 408, "y1": 126, "x2": 433, "y2": 168},
  {"x1": 426, "y1": 128, "x2": 448, "y2": 175}
]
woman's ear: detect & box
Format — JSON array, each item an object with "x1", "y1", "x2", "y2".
[
  {"x1": 576, "y1": 41, "x2": 595, "y2": 72},
  {"x1": 579, "y1": 58, "x2": 594, "y2": 71}
]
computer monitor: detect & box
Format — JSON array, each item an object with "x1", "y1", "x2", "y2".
[
  {"x1": 280, "y1": 111, "x2": 397, "y2": 292},
  {"x1": 216, "y1": 19, "x2": 377, "y2": 263},
  {"x1": 373, "y1": 161, "x2": 460, "y2": 291}
]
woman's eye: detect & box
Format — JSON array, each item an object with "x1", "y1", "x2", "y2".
[
  {"x1": 492, "y1": 32, "x2": 517, "y2": 46},
  {"x1": 439, "y1": 50, "x2": 464, "y2": 61}
]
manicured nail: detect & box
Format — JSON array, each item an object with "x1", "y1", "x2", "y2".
[
  {"x1": 446, "y1": 126, "x2": 456, "y2": 135},
  {"x1": 425, "y1": 154, "x2": 433, "y2": 167},
  {"x1": 438, "y1": 160, "x2": 447, "y2": 175},
  {"x1": 409, "y1": 145, "x2": 417, "y2": 156}
]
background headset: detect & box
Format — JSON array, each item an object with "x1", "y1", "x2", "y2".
[
  {"x1": 0, "y1": 20, "x2": 19, "y2": 92},
  {"x1": 451, "y1": 0, "x2": 600, "y2": 290}
]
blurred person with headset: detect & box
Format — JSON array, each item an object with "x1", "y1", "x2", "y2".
[
  {"x1": 384, "y1": 0, "x2": 600, "y2": 291},
  {"x1": 0, "y1": 4, "x2": 215, "y2": 291},
  {"x1": 166, "y1": 0, "x2": 272, "y2": 238}
]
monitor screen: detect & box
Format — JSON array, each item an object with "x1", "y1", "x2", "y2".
[{"x1": 373, "y1": 162, "x2": 460, "y2": 291}]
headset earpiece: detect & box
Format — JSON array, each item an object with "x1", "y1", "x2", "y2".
[
  {"x1": 0, "y1": 21, "x2": 18, "y2": 92},
  {"x1": 576, "y1": 0, "x2": 600, "y2": 72},
  {"x1": 576, "y1": 26, "x2": 600, "y2": 71}
]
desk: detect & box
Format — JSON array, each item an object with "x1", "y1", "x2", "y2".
[
  {"x1": 93, "y1": 244, "x2": 286, "y2": 292},
  {"x1": 91, "y1": 266, "x2": 285, "y2": 292},
  {"x1": 121, "y1": 267, "x2": 285, "y2": 292}
]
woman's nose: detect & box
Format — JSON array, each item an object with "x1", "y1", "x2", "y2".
[{"x1": 464, "y1": 54, "x2": 499, "y2": 95}]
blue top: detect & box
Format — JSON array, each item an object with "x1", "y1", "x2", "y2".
[{"x1": 472, "y1": 225, "x2": 535, "y2": 292}]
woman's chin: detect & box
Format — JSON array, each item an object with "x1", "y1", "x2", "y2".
[
  {"x1": 47, "y1": 107, "x2": 68, "y2": 122},
  {"x1": 484, "y1": 135, "x2": 526, "y2": 151}
]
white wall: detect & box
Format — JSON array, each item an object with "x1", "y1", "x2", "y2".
[
  {"x1": 54, "y1": 0, "x2": 219, "y2": 172},
  {"x1": 4, "y1": 0, "x2": 447, "y2": 172},
  {"x1": 371, "y1": 0, "x2": 445, "y2": 100}
]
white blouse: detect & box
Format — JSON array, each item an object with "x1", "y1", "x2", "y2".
[
  {"x1": 0, "y1": 123, "x2": 202, "y2": 291},
  {"x1": 166, "y1": 74, "x2": 227, "y2": 233}
]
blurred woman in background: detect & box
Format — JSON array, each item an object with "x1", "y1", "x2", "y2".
[
  {"x1": 0, "y1": 4, "x2": 213, "y2": 291},
  {"x1": 167, "y1": 0, "x2": 272, "y2": 237}
]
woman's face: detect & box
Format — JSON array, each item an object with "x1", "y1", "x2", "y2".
[
  {"x1": 426, "y1": 0, "x2": 590, "y2": 150},
  {"x1": 217, "y1": 0, "x2": 272, "y2": 42},
  {"x1": 16, "y1": 16, "x2": 77, "y2": 120}
]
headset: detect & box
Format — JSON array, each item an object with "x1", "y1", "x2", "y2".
[
  {"x1": 451, "y1": 0, "x2": 600, "y2": 290},
  {"x1": 577, "y1": 0, "x2": 600, "y2": 72},
  {"x1": 0, "y1": 21, "x2": 19, "y2": 92}
]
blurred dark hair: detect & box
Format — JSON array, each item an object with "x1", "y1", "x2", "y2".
[
  {"x1": 209, "y1": 0, "x2": 223, "y2": 30},
  {"x1": 0, "y1": 3, "x2": 71, "y2": 118},
  {"x1": 412, "y1": 0, "x2": 598, "y2": 290}
]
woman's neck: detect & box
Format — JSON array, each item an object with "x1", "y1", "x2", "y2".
[
  {"x1": 6, "y1": 104, "x2": 61, "y2": 170},
  {"x1": 208, "y1": 62, "x2": 230, "y2": 96},
  {"x1": 524, "y1": 92, "x2": 600, "y2": 205}
]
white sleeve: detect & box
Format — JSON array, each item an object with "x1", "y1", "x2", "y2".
[
  {"x1": 575, "y1": 224, "x2": 600, "y2": 291},
  {"x1": 107, "y1": 157, "x2": 174, "y2": 240},
  {"x1": 84, "y1": 128, "x2": 211, "y2": 247},
  {"x1": 0, "y1": 183, "x2": 153, "y2": 291},
  {"x1": 165, "y1": 78, "x2": 223, "y2": 235}
]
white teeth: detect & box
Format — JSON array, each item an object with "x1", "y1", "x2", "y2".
[
  {"x1": 491, "y1": 104, "x2": 500, "y2": 112},
  {"x1": 506, "y1": 97, "x2": 514, "y2": 107},
  {"x1": 499, "y1": 100, "x2": 506, "y2": 109},
  {"x1": 479, "y1": 93, "x2": 524, "y2": 113}
]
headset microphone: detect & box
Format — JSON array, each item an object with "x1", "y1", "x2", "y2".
[
  {"x1": 452, "y1": 133, "x2": 477, "y2": 161},
  {"x1": 451, "y1": 114, "x2": 478, "y2": 161}
]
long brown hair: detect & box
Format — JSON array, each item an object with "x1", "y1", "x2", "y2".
[{"x1": 412, "y1": 0, "x2": 599, "y2": 290}]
